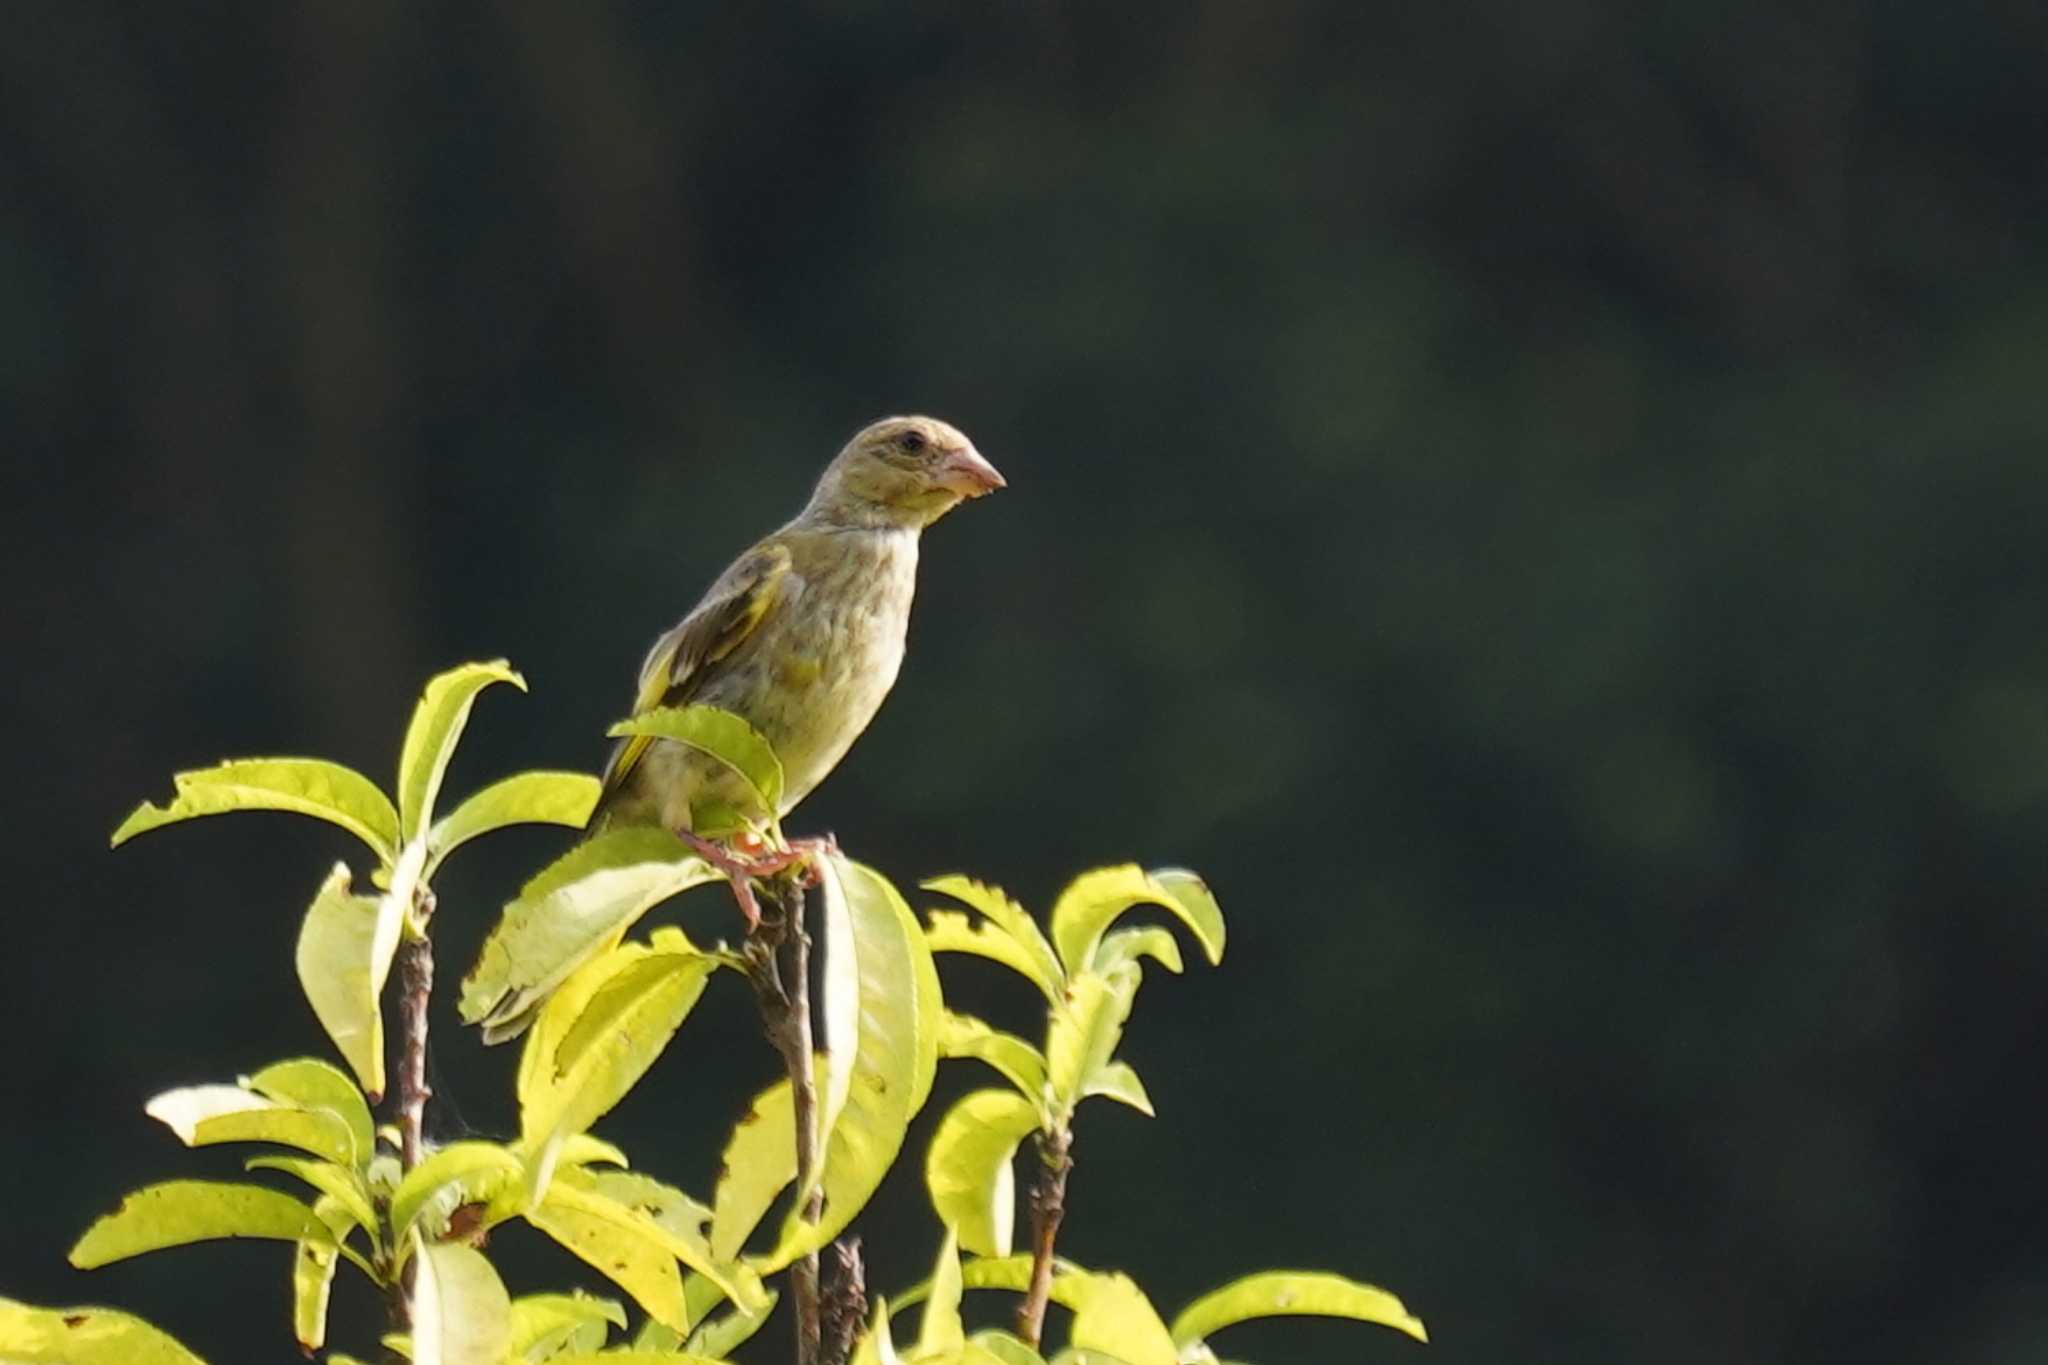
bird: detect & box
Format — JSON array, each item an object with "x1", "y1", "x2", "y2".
[{"x1": 588, "y1": 414, "x2": 1005, "y2": 924}]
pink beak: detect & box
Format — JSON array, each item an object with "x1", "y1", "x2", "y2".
[{"x1": 935, "y1": 443, "x2": 1007, "y2": 497}]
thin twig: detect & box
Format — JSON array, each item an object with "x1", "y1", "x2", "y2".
[
  {"x1": 388, "y1": 889, "x2": 436, "y2": 1347},
  {"x1": 820, "y1": 1237, "x2": 868, "y2": 1365},
  {"x1": 1015, "y1": 1127, "x2": 1073, "y2": 1350},
  {"x1": 748, "y1": 873, "x2": 824, "y2": 1365}
]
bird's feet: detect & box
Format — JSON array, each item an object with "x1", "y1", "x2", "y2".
[{"x1": 675, "y1": 830, "x2": 840, "y2": 931}]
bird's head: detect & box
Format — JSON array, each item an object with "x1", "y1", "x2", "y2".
[{"x1": 806, "y1": 415, "x2": 1006, "y2": 529}]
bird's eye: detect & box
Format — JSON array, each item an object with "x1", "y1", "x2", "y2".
[{"x1": 897, "y1": 429, "x2": 927, "y2": 454}]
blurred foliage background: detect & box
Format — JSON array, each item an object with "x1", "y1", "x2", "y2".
[{"x1": 6, "y1": 3, "x2": 2048, "y2": 1362}]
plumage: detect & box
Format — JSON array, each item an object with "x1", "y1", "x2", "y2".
[{"x1": 590, "y1": 414, "x2": 1003, "y2": 843}]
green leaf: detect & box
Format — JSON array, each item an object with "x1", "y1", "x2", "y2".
[
  {"x1": 410, "y1": 1236, "x2": 512, "y2": 1365},
  {"x1": 1047, "y1": 867, "x2": 1224, "y2": 977},
  {"x1": 709, "y1": 1074, "x2": 799, "y2": 1263},
  {"x1": 764, "y1": 855, "x2": 942, "y2": 1269},
  {"x1": 145, "y1": 1083, "x2": 358, "y2": 1167},
  {"x1": 427, "y1": 769, "x2": 600, "y2": 869},
  {"x1": 69, "y1": 1180, "x2": 332, "y2": 1267},
  {"x1": 1064, "y1": 1273, "x2": 1177, "y2": 1365},
  {"x1": 923, "y1": 876, "x2": 1063, "y2": 1000},
  {"x1": 939, "y1": 1012, "x2": 1049, "y2": 1104},
  {"x1": 526, "y1": 1195, "x2": 689, "y2": 1333},
  {"x1": 390, "y1": 1142, "x2": 525, "y2": 1240},
  {"x1": 682, "y1": 1284, "x2": 777, "y2": 1359},
  {"x1": 111, "y1": 758, "x2": 401, "y2": 864},
  {"x1": 538, "y1": 1178, "x2": 765, "y2": 1314},
  {"x1": 925, "y1": 913, "x2": 1064, "y2": 1006},
  {"x1": 850, "y1": 1297, "x2": 905, "y2": 1365},
  {"x1": 0, "y1": 1298, "x2": 206, "y2": 1364},
  {"x1": 518, "y1": 937, "x2": 717, "y2": 1154},
  {"x1": 918, "y1": 1230, "x2": 967, "y2": 1359},
  {"x1": 245, "y1": 1157, "x2": 378, "y2": 1238},
  {"x1": 607, "y1": 704, "x2": 785, "y2": 821},
  {"x1": 1091, "y1": 927, "x2": 1183, "y2": 977},
  {"x1": 508, "y1": 1291, "x2": 625, "y2": 1359},
  {"x1": 291, "y1": 1195, "x2": 356, "y2": 1351},
  {"x1": 970, "y1": 1330, "x2": 1050, "y2": 1365},
  {"x1": 545, "y1": 1354, "x2": 730, "y2": 1364},
  {"x1": 1045, "y1": 967, "x2": 1141, "y2": 1117},
  {"x1": 397, "y1": 660, "x2": 525, "y2": 842},
  {"x1": 462, "y1": 827, "x2": 722, "y2": 1042},
  {"x1": 1081, "y1": 1061, "x2": 1153, "y2": 1117},
  {"x1": 926, "y1": 1090, "x2": 1038, "y2": 1257},
  {"x1": 295, "y1": 859, "x2": 411, "y2": 1100},
  {"x1": 1168, "y1": 1271, "x2": 1427, "y2": 1347},
  {"x1": 246, "y1": 1058, "x2": 375, "y2": 1168}
]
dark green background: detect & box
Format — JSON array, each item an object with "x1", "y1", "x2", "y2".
[{"x1": 6, "y1": 3, "x2": 2047, "y2": 1362}]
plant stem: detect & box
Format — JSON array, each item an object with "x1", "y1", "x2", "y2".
[
  {"x1": 748, "y1": 874, "x2": 824, "y2": 1365},
  {"x1": 1015, "y1": 1127, "x2": 1073, "y2": 1350},
  {"x1": 820, "y1": 1237, "x2": 868, "y2": 1365},
  {"x1": 388, "y1": 888, "x2": 436, "y2": 1350}
]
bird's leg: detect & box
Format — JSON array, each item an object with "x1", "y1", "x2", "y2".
[
  {"x1": 732, "y1": 830, "x2": 840, "y2": 886},
  {"x1": 674, "y1": 830, "x2": 765, "y2": 930}
]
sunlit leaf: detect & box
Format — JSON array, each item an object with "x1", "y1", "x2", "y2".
[
  {"x1": 537, "y1": 1178, "x2": 763, "y2": 1315},
  {"x1": 462, "y1": 827, "x2": 721, "y2": 1042},
  {"x1": 709, "y1": 1074, "x2": 799, "y2": 1263},
  {"x1": 763, "y1": 855, "x2": 941, "y2": 1269},
  {"x1": 544, "y1": 1353, "x2": 730, "y2": 1364},
  {"x1": 411, "y1": 1236, "x2": 511, "y2": 1365},
  {"x1": 607, "y1": 704, "x2": 785, "y2": 822},
  {"x1": 1081, "y1": 1061, "x2": 1153, "y2": 1118},
  {"x1": 291, "y1": 1194, "x2": 356, "y2": 1352},
  {"x1": 682, "y1": 1283, "x2": 778, "y2": 1359},
  {"x1": 69, "y1": 1181, "x2": 332, "y2": 1267},
  {"x1": 427, "y1": 770, "x2": 601, "y2": 871},
  {"x1": 145, "y1": 1083, "x2": 357, "y2": 1167},
  {"x1": 557, "y1": 1133, "x2": 631, "y2": 1170},
  {"x1": 1045, "y1": 967, "x2": 1140, "y2": 1116},
  {"x1": 245, "y1": 1157, "x2": 378, "y2": 1238},
  {"x1": 850, "y1": 1297, "x2": 905, "y2": 1365},
  {"x1": 295, "y1": 859, "x2": 410, "y2": 1099},
  {"x1": 111, "y1": 758, "x2": 402, "y2": 865},
  {"x1": 923, "y1": 876, "x2": 1063, "y2": 1001},
  {"x1": 0, "y1": 1297, "x2": 206, "y2": 1364},
  {"x1": 518, "y1": 937, "x2": 717, "y2": 1155},
  {"x1": 507, "y1": 1291, "x2": 625, "y2": 1360},
  {"x1": 396, "y1": 660, "x2": 524, "y2": 843},
  {"x1": 926, "y1": 1089, "x2": 1038, "y2": 1257},
  {"x1": 1090, "y1": 927, "x2": 1183, "y2": 977},
  {"x1": 1048, "y1": 867, "x2": 1224, "y2": 977},
  {"x1": 246, "y1": 1058, "x2": 375, "y2": 1168},
  {"x1": 925, "y1": 913, "x2": 1063, "y2": 1006},
  {"x1": 1064, "y1": 1272, "x2": 1177, "y2": 1365},
  {"x1": 970, "y1": 1329, "x2": 1050, "y2": 1365},
  {"x1": 918, "y1": 1230, "x2": 967, "y2": 1358},
  {"x1": 526, "y1": 1195, "x2": 688, "y2": 1333},
  {"x1": 1168, "y1": 1271, "x2": 1427, "y2": 1347},
  {"x1": 939, "y1": 1012, "x2": 1049, "y2": 1105},
  {"x1": 389, "y1": 1142, "x2": 524, "y2": 1241}
]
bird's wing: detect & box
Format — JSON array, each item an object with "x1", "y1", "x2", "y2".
[{"x1": 597, "y1": 540, "x2": 797, "y2": 805}]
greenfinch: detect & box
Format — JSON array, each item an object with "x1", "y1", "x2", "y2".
[{"x1": 590, "y1": 414, "x2": 1004, "y2": 916}]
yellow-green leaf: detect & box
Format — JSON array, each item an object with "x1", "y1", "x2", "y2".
[
  {"x1": 939, "y1": 1012, "x2": 1049, "y2": 1104},
  {"x1": 1065, "y1": 1273, "x2": 1176, "y2": 1365},
  {"x1": 397, "y1": 660, "x2": 525, "y2": 842},
  {"x1": 410, "y1": 1236, "x2": 511, "y2": 1365},
  {"x1": 925, "y1": 912, "x2": 1063, "y2": 1006},
  {"x1": 1048, "y1": 867, "x2": 1224, "y2": 977},
  {"x1": 1081, "y1": 1061, "x2": 1153, "y2": 1118},
  {"x1": 971, "y1": 1329, "x2": 1049, "y2": 1365},
  {"x1": 245, "y1": 1157, "x2": 378, "y2": 1238},
  {"x1": 295, "y1": 859, "x2": 410, "y2": 1099},
  {"x1": 851, "y1": 1297, "x2": 906, "y2": 1365},
  {"x1": 607, "y1": 704, "x2": 785, "y2": 822},
  {"x1": 247, "y1": 1058, "x2": 375, "y2": 1168},
  {"x1": 926, "y1": 1090, "x2": 1038, "y2": 1257},
  {"x1": 923, "y1": 876, "x2": 1063, "y2": 1000},
  {"x1": 69, "y1": 1181, "x2": 332, "y2": 1267},
  {"x1": 538, "y1": 1179, "x2": 765, "y2": 1313},
  {"x1": 291, "y1": 1195, "x2": 355, "y2": 1352},
  {"x1": 527, "y1": 1196, "x2": 689, "y2": 1332},
  {"x1": 390, "y1": 1142, "x2": 525, "y2": 1240},
  {"x1": 918, "y1": 1230, "x2": 967, "y2": 1358},
  {"x1": 709, "y1": 1074, "x2": 799, "y2": 1263},
  {"x1": 145, "y1": 1084, "x2": 357, "y2": 1167},
  {"x1": 518, "y1": 940, "x2": 716, "y2": 1154},
  {"x1": 508, "y1": 1291, "x2": 624, "y2": 1359},
  {"x1": 1168, "y1": 1271, "x2": 1427, "y2": 1347},
  {"x1": 682, "y1": 1284, "x2": 778, "y2": 1359},
  {"x1": 462, "y1": 827, "x2": 721, "y2": 1042},
  {"x1": 427, "y1": 770, "x2": 601, "y2": 870},
  {"x1": 545, "y1": 1354, "x2": 730, "y2": 1365},
  {"x1": 1091, "y1": 927, "x2": 1183, "y2": 977},
  {"x1": 0, "y1": 1298, "x2": 206, "y2": 1364},
  {"x1": 1045, "y1": 967, "x2": 1140, "y2": 1117},
  {"x1": 764, "y1": 855, "x2": 941, "y2": 1269},
  {"x1": 112, "y1": 758, "x2": 401, "y2": 864}
]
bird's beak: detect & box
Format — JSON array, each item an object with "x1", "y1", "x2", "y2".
[{"x1": 935, "y1": 444, "x2": 1007, "y2": 497}]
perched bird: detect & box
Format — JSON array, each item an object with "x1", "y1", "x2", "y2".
[{"x1": 590, "y1": 414, "x2": 1004, "y2": 920}]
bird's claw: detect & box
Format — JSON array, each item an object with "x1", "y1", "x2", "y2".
[{"x1": 676, "y1": 830, "x2": 840, "y2": 930}]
